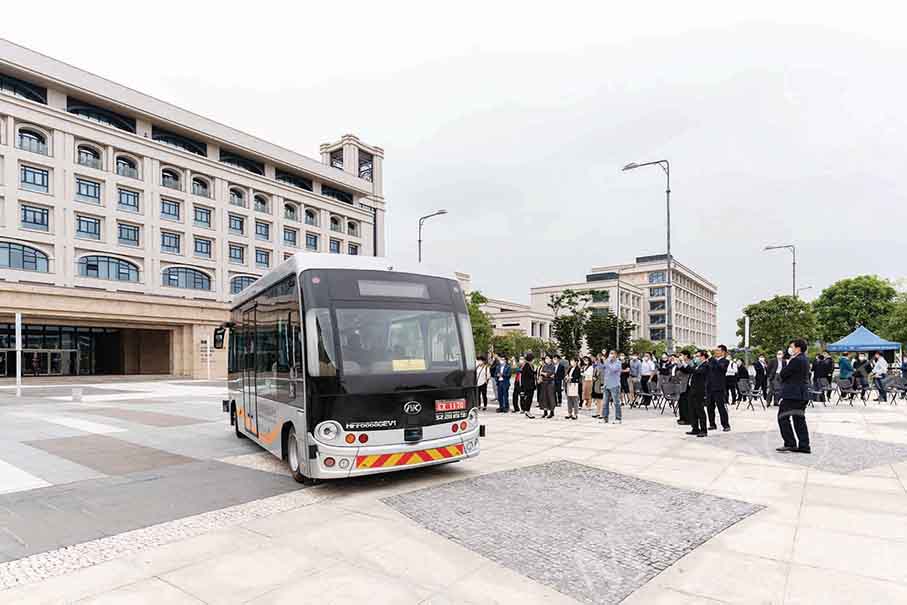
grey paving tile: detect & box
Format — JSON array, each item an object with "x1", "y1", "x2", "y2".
[
  {"x1": 24, "y1": 435, "x2": 196, "y2": 476},
  {"x1": 74, "y1": 407, "x2": 206, "y2": 427},
  {"x1": 383, "y1": 460, "x2": 762, "y2": 605}
]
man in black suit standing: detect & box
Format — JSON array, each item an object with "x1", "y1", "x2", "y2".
[
  {"x1": 766, "y1": 350, "x2": 785, "y2": 406},
  {"x1": 553, "y1": 354, "x2": 566, "y2": 407},
  {"x1": 777, "y1": 338, "x2": 811, "y2": 454},
  {"x1": 754, "y1": 355, "x2": 768, "y2": 400},
  {"x1": 706, "y1": 345, "x2": 731, "y2": 432}
]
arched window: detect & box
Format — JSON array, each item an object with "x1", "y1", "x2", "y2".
[
  {"x1": 116, "y1": 155, "x2": 138, "y2": 178},
  {"x1": 161, "y1": 168, "x2": 181, "y2": 190},
  {"x1": 329, "y1": 216, "x2": 342, "y2": 232},
  {"x1": 347, "y1": 221, "x2": 359, "y2": 236},
  {"x1": 191, "y1": 177, "x2": 211, "y2": 198},
  {"x1": 0, "y1": 241, "x2": 49, "y2": 272},
  {"x1": 78, "y1": 255, "x2": 139, "y2": 282},
  {"x1": 284, "y1": 203, "x2": 299, "y2": 221},
  {"x1": 304, "y1": 209, "x2": 318, "y2": 226},
  {"x1": 77, "y1": 145, "x2": 102, "y2": 169},
  {"x1": 229, "y1": 188, "x2": 246, "y2": 207},
  {"x1": 231, "y1": 275, "x2": 257, "y2": 294},
  {"x1": 254, "y1": 194, "x2": 269, "y2": 213},
  {"x1": 162, "y1": 267, "x2": 211, "y2": 291},
  {"x1": 17, "y1": 128, "x2": 47, "y2": 154}
]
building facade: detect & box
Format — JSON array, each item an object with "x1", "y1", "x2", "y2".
[
  {"x1": 531, "y1": 255, "x2": 718, "y2": 350},
  {"x1": 481, "y1": 297, "x2": 554, "y2": 340},
  {"x1": 0, "y1": 40, "x2": 385, "y2": 379}
]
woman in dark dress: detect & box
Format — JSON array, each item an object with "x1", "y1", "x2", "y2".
[{"x1": 520, "y1": 353, "x2": 537, "y2": 419}]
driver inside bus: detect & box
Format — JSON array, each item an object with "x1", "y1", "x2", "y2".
[{"x1": 343, "y1": 331, "x2": 369, "y2": 372}]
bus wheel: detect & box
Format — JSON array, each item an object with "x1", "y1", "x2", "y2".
[
  {"x1": 232, "y1": 405, "x2": 246, "y2": 439},
  {"x1": 287, "y1": 426, "x2": 311, "y2": 484}
]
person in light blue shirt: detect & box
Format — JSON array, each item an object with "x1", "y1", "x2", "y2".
[{"x1": 602, "y1": 351, "x2": 623, "y2": 424}]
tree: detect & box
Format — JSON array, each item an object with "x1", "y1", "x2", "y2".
[
  {"x1": 466, "y1": 291, "x2": 493, "y2": 357},
  {"x1": 880, "y1": 293, "x2": 907, "y2": 345},
  {"x1": 548, "y1": 289, "x2": 592, "y2": 359},
  {"x1": 630, "y1": 338, "x2": 667, "y2": 358},
  {"x1": 585, "y1": 310, "x2": 636, "y2": 354},
  {"x1": 490, "y1": 333, "x2": 552, "y2": 360},
  {"x1": 813, "y1": 275, "x2": 897, "y2": 342},
  {"x1": 736, "y1": 295, "x2": 818, "y2": 354}
]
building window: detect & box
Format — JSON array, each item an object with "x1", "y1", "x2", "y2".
[
  {"x1": 304, "y1": 209, "x2": 318, "y2": 226},
  {"x1": 194, "y1": 206, "x2": 212, "y2": 228},
  {"x1": 17, "y1": 129, "x2": 48, "y2": 155},
  {"x1": 0, "y1": 241, "x2": 49, "y2": 272},
  {"x1": 321, "y1": 185, "x2": 353, "y2": 204},
  {"x1": 231, "y1": 275, "x2": 256, "y2": 294},
  {"x1": 219, "y1": 150, "x2": 263, "y2": 175},
  {"x1": 191, "y1": 177, "x2": 211, "y2": 198},
  {"x1": 275, "y1": 170, "x2": 312, "y2": 191},
  {"x1": 76, "y1": 177, "x2": 101, "y2": 203},
  {"x1": 284, "y1": 203, "x2": 299, "y2": 221},
  {"x1": 591, "y1": 290, "x2": 609, "y2": 303},
  {"x1": 20, "y1": 165, "x2": 49, "y2": 193},
  {"x1": 68, "y1": 99, "x2": 136, "y2": 132},
  {"x1": 194, "y1": 237, "x2": 212, "y2": 258},
  {"x1": 152, "y1": 126, "x2": 206, "y2": 156},
  {"x1": 77, "y1": 145, "x2": 102, "y2": 169},
  {"x1": 329, "y1": 239, "x2": 341, "y2": 254},
  {"x1": 648, "y1": 271, "x2": 666, "y2": 284},
  {"x1": 329, "y1": 216, "x2": 343, "y2": 232},
  {"x1": 255, "y1": 221, "x2": 270, "y2": 241},
  {"x1": 161, "y1": 199, "x2": 181, "y2": 221},
  {"x1": 118, "y1": 188, "x2": 139, "y2": 212},
  {"x1": 348, "y1": 243, "x2": 359, "y2": 256},
  {"x1": 649, "y1": 328, "x2": 666, "y2": 341},
  {"x1": 330, "y1": 148, "x2": 343, "y2": 169},
  {"x1": 255, "y1": 249, "x2": 270, "y2": 269},
  {"x1": 229, "y1": 188, "x2": 246, "y2": 207},
  {"x1": 347, "y1": 221, "x2": 359, "y2": 237},
  {"x1": 161, "y1": 168, "x2": 181, "y2": 190},
  {"x1": 358, "y1": 151, "x2": 373, "y2": 181},
  {"x1": 283, "y1": 227, "x2": 297, "y2": 246},
  {"x1": 78, "y1": 255, "x2": 139, "y2": 282},
  {"x1": 229, "y1": 244, "x2": 245, "y2": 264},
  {"x1": 649, "y1": 314, "x2": 666, "y2": 325},
  {"x1": 649, "y1": 300, "x2": 666, "y2": 311},
  {"x1": 305, "y1": 233, "x2": 319, "y2": 251},
  {"x1": 76, "y1": 215, "x2": 101, "y2": 240},
  {"x1": 21, "y1": 204, "x2": 49, "y2": 231},
  {"x1": 254, "y1": 195, "x2": 269, "y2": 213},
  {"x1": 0, "y1": 73, "x2": 47, "y2": 104},
  {"x1": 116, "y1": 156, "x2": 139, "y2": 178},
  {"x1": 228, "y1": 214, "x2": 245, "y2": 234},
  {"x1": 162, "y1": 267, "x2": 211, "y2": 291},
  {"x1": 118, "y1": 223, "x2": 139, "y2": 246},
  {"x1": 161, "y1": 232, "x2": 181, "y2": 254},
  {"x1": 649, "y1": 287, "x2": 666, "y2": 297}
]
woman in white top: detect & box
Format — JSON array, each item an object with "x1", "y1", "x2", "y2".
[
  {"x1": 725, "y1": 357, "x2": 739, "y2": 404},
  {"x1": 475, "y1": 356, "x2": 490, "y2": 410},
  {"x1": 581, "y1": 356, "x2": 595, "y2": 409}
]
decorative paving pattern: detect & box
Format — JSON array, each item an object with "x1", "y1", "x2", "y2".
[
  {"x1": 382, "y1": 460, "x2": 762, "y2": 605},
  {"x1": 702, "y1": 430, "x2": 907, "y2": 474}
]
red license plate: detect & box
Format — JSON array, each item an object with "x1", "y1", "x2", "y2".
[{"x1": 435, "y1": 399, "x2": 466, "y2": 412}]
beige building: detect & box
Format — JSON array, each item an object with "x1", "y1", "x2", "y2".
[
  {"x1": 531, "y1": 255, "x2": 718, "y2": 350},
  {"x1": 0, "y1": 39, "x2": 384, "y2": 379},
  {"x1": 481, "y1": 297, "x2": 554, "y2": 340}
]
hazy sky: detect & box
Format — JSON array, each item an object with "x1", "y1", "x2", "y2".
[{"x1": 5, "y1": 2, "x2": 905, "y2": 343}]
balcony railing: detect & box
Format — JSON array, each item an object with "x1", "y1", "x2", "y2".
[
  {"x1": 116, "y1": 164, "x2": 139, "y2": 179},
  {"x1": 161, "y1": 176, "x2": 182, "y2": 191},
  {"x1": 17, "y1": 138, "x2": 48, "y2": 156},
  {"x1": 78, "y1": 156, "x2": 103, "y2": 170},
  {"x1": 192, "y1": 184, "x2": 211, "y2": 198},
  {"x1": 284, "y1": 209, "x2": 299, "y2": 221},
  {"x1": 305, "y1": 216, "x2": 318, "y2": 227}
]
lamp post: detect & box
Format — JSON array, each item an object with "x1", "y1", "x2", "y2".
[
  {"x1": 797, "y1": 285, "x2": 813, "y2": 296},
  {"x1": 417, "y1": 209, "x2": 448, "y2": 263},
  {"x1": 622, "y1": 160, "x2": 673, "y2": 354},
  {"x1": 764, "y1": 244, "x2": 797, "y2": 297}
]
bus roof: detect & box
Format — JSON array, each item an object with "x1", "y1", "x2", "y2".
[{"x1": 230, "y1": 253, "x2": 460, "y2": 309}]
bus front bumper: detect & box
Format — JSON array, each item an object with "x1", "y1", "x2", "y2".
[{"x1": 309, "y1": 428, "x2": 480, "y2": 479}]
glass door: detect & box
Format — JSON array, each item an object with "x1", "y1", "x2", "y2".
[{"x1": 242, "y1": 307, "x2": 258, "y2": 436}]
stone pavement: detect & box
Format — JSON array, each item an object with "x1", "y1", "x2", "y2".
[{"x1": 0, "y1": 383, "x2": 906, "y2": 603}]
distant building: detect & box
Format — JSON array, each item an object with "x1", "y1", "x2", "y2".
[{"x1": 481, "y1": 297, "x2": 554, "y2": 340}]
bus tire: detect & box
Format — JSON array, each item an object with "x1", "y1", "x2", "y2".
[
  {"x1": 286, "y1": 425, "x2": 311, "y2": 484},
  {"x1": 232, "y1": 404, "x2": 246, "y2": 439}
]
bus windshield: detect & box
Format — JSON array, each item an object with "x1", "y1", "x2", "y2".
[{"x1": 308, "y1": 308, "x2": 464, "y2": 377}]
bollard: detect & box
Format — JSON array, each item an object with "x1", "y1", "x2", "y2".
[{"x1": 72, "y1": 387, "x2": 83, "y2": 403}]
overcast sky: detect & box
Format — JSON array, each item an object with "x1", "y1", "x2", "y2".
[{"x1": 4, "y1": 2, "x2": 904, "y2": 343}]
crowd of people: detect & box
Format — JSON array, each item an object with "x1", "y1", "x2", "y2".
[{"x1": 474, "y1": 343, "x2": 907, "y2": 455}]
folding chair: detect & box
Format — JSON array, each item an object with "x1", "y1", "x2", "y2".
[
  {"x1": 881, "y1": 376, "x2": 901, "y2": 405},
  {"x1": 834, "y1": 379, "x2": 861, "y2": 406},
  {"x1": 660, "y1": 379, "x2": 682, "y2": 415},
  {"x1": 637, "y1": 379, "x2": 655, "y2": 409},
  {"x1": 808, "y1": 377, "x2": 830, "y2": 407},
  {"x1": 628, "y1": 377, "x2": 643, "y2": 408},
  {"x1": 736, "y1": 379, "x2": 765, "y2": 411}
]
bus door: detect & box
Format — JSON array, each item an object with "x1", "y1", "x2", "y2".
[{"x1": 242, "y1": 306, "x2": 258, "y2": 436}]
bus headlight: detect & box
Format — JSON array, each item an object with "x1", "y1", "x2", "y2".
[
  {"x1": 468, "y1": 408, "x2": 479, "y2": 426},
  {"x1": 315, "y1": 421, "x2": 342, "y2": 442}
]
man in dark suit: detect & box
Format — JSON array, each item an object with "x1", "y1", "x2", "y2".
[
  {"x1": 706, "y1": 344, "x2": 731, "y2": 431},
  {"x1": 686, "y1": 350, "x2": 710, "y2": 437},
  {"x1": 754, "y1": 355, "x2": 768, "y2": 399},
  {"x1": 777, "y1": 339, "x2": 811, "y2": 453},
  {"x1": 493, "y1": 354, "x2": 511, "y2": 413},
  {"x1": 553, "y1": 354, "x2": 566, "y2": 407},
  {"x1": 766, "y1": 350, "x2": 785, "y2": 406}
]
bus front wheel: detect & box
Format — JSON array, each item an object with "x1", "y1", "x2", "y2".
[{"x1": 286, "y1": 425, "x2": 314, "y2": 485}]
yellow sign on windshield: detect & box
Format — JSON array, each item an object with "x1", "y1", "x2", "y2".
[{"x1": 392, "y1": 359, "x2": 426, "y2": 372}]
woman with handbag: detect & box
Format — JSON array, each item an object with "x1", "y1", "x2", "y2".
[
  {"x1": 591, "y1": 355, "x2": 605, "y2": 418},
  {"x1": 565, "y1": 358, "x2": 582, "y2": 419}
]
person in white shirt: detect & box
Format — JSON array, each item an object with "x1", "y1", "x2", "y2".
[
  {"x1": 725, "y1": 357, "x2": 739, "y2": 404},
  {"x1": 475, "y1": 356, "x2": 490, "y2": 410},
  {"x1": 640, "y1": 354, "x2": 657, "y2": 396},
  {"x1": 871, "y1": 352, "x2": 890, "y2": 402}
]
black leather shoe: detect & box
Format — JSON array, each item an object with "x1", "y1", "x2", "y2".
[
  {"x1": 722, "y1": 427, "x2": 731, "y2": 432},
  {"x1": 708, "y1": 425, "x2": 718, "y2": 431},
  {"x1": 776, "y1": 446, "x2": 795, "y2": 453},
  {"x1": 696, "y1": 432, "x2": 707, "y2": 437},
  {"x1": 685, "y1": 430, "x2": 699, "y2": 435},
  {"x1": 794, "y1": 447, "x2": 812, "y2": 454}
]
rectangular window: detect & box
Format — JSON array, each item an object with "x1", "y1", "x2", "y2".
[
  {"x1": 283, "y1": 227, "x2": 297, "y2": 246},
  {"x1": 76, "y1": 177, "x2": 101, "y2": 202},
  {"x1": 194, "y1": 237, "x2": 212, "y2": 258},
  {"x1": 255, "y1": 221, "x2": 270, "y2": 241},
  {"x1": 649, "y1": 300, "x2": 666, "y2": 311},
  {"x1": 21, "y1": 204, "x2": 49, "y2": 230},
  {"x1": 329, "y1": 239, "x2": 341, "y2": 254},
  {"x1": 76, "y1": 215, "x2": 101, "y2": 240},
  {"x1": 118, "y1": 188, "x2": 139, "y2": 212},
  {"x1": 255, "y1": 249, "x2": 270, "y2": 269},
  {"x1": 228, "y1": 214, "x2": 245, "y2": 234},
  {"x1": 305, "y1": 233, "x2": 318, "y2": 251},
  {"x1": 649, "y1": 328, "x2": 666, "y2": 341},
  {"x1": 161, "y1": 199, "x2": 180, "y2": 220},
  {"x1": 194, "y1": 206, "x2": 211, "y2": 228},
  {"x1": 348, "y1": 243, "x2": 359, "y2": 256},
  {"x1": 161, "y1": 232, "x2": 181, "y2": 254},
  {"x1": 591, "y1": 290, "x2": 609, "y2": 303},
  {"x1": 649, "y1": 287, "x2": 666, "y2": 297},
  {"x1": 20, "y1": 165, "x2": 49, "y2": 193},
  {"x1": 118, "y1": 223, "x2": 139, "y2": 246},
  {"x1": 321, "y1": 185, "x2": 353, "y2": 204},
  {"x1": 649, "y1": 314, "x2": 666, "y2": 325},
  {"x1": 229, "y1": 244, "x2": 245, "y2": 263},
  {"x1": 648, "y1": 271, "x2": 666, "y2": 284}
]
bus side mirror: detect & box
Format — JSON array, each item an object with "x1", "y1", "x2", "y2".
[{"x1": 213, "y1": 327, "x2": 226, "y2": 350}]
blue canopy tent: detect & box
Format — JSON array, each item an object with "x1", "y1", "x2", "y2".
[{"x1": 826, "y1": 326, "x2": 901, "y2": 358}]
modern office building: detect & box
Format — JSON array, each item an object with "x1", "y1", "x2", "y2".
[
  {"x1": 455, "y1": 272, "x2": 555, "y2": 341},
  {"x1": 0, "y1": 39, "x2": 385, "y2": 379},
  {"x1": 530, "y1": 255, "x2": 718, "y2": 350}
]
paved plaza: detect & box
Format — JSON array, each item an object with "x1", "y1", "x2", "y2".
[{"x1": 1, "y1": 381, "x2": 907, "y2": 603}]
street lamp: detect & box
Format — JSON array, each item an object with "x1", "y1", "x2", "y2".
[
  {"x1": 622, "y1": 160, "x2": 673, "y2": 354},
  {"x1": 417, "y1": 209, "x2": 448, "y2": 263},
  {"x1": 763, "y1": 244, "x2": 797, "y2": 297}
]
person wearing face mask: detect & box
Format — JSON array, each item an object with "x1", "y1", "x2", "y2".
[
  {"x1": 628, "y1": 353, "x2": 641, "y2": 404},
  {"x1": 640, "y1": 353, "x2": 656, "y2": 400},
  {"x1": 706, "y1": 345, "x2": 732, "y2": 432},
  {"x1": 766, "y1": 350, "x2": 785, "y2": 406},
  {"x1": 676, "y1": 351, "x2": 694, "y2": 425},
  {"x1": 725, "y1": 355, "x2": 739, "y2": 405},
  {"x1": 838, "y1": 352, "x2": 854, "y2": 383},
  {"x1": 754, "y1": 355, "x2": 768, "y2": 400},
  {"x1": 601, "y1": 350, "x2": 623, "y2": 424},
  {"x1": 871, "y1": 351, "x2": 889, "y2": 402},
  {"x1": 776, "y1": 339, "x2": 811, "y2": 454},
  {"x1": 687, "y1": 350, "x2": 710, "y2": 437},
  {"x1": 853, "y1": 353, "x2": 870, "y2": 397},
  {"x1": 619, "y1": 354, "x2": 631, "y2": 404},
  {"x1": 564, "y1": 358, "x2": 582, "y2": 420}
]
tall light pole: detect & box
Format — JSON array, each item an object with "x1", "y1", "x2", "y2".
[
  {"x1": 623, "y1": 160, "x2": 673, "y2": 354},
  {"x1": 417, "y1": 210, "x2": 448, "y2": 263},
  {"x1": 764, "y1": 244, "x2": 797, "y2": 297}
]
